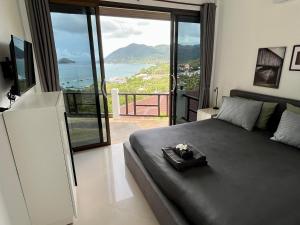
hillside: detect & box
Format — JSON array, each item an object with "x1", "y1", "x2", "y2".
[
  {"x1": 104, "y1": 43, "x2": 200, "y2": 64},
  {"x1": 105, "y1": 43, "x2": 169, "y2": 64},
  {"x1": 178, "y1": 44, "x2": 200, "y2": 64}
]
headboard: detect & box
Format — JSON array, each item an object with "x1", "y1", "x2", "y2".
[{"x1": 230, "y1": 89, "x2": 300, "y2": 132}]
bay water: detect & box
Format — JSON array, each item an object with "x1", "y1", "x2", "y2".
[{"x1": 58, "y1": 63, "x2": 153, "y2": 89}]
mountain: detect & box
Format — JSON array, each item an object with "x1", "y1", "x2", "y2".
[
  {"x1": 105, "y1": 43, "x2": 169, "y2": 64},
  {"x1": 177, "y1": 44, "x2": 200, "y2": 64},
  {"x1": 58, "y1": 58, "x2": 75, "y2": 64},
  {"x1": 105, "y1": 43, "x2": 200, "y2": 64}
]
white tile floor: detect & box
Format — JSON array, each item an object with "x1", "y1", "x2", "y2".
[{"x1": 73, "y1": 144, "x2": 159, "y2": 225}]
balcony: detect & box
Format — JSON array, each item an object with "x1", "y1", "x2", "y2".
[
  {"x1": 63, "y1": 89, "x2": 199, "y2": 147},
  {"x1": 63, "y1": 90, "x2": 169, "y2": 146}
]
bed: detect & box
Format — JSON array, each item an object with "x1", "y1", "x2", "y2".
[{"x1": 123, "y1": 89, "x2": 300, "y2": 225}]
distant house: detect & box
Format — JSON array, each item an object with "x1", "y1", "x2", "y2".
[{"x1": 109, "y1": 77, "x2": 126, "y2": 84}]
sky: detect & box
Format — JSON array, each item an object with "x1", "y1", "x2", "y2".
[
  {"x1": 100, "y1": 16, "x2": 170, "y2": 57},
  {"x1": 51, "y1": 13, "x2": 200, "y2": 62}
]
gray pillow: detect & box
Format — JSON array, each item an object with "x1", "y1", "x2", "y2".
[
  {"x1": 271, "y1": 110, "x2": 300, "y2": 148},
  {"x1": 287, "y1": 103, "x2": 300, "y2": 115},
  {"x1": 216, "y1": 96, "x2": 263, "y2": 131}
]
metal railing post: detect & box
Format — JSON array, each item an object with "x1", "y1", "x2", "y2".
[
  {"x1": 186, "y1": 98, "x2": 190, "y2": 122},
  {"x1": 125, "y1": 94, "x2": 128, "y2": 115},
  {"x1": 166, "y1": 95, "x2": 169, "y2": 116},
  {"x1": 73, "y1": 93, "x2": 78, "y2": 114},
  {"x1": 158, "y1": 94, "x2": 161, "y2": 117},
  {"x1": 133, "y1": 95, "x2": 137, "y2": 116}
]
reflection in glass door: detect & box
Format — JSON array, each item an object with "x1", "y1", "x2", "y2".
[
  {"x1": 51, "y1": 7, "x2": 110, "y2": 150},
  {"x1": 170, "y1": 15, "x2": 201, "y2": 125}
]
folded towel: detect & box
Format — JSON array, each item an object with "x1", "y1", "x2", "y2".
[
  {"x1": 162, "y1": 145, "x2": 207, "y2": 171},
  {"x1": 173, "y1": 147, "x2": 194, "y2": 160}
]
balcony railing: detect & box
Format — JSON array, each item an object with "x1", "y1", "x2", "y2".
[
  {"x1": 63, "y1": 91, "x2": 169, "y2": 118},
  {"x1": 182, "y1": 93, "x2": 199, "y2": 122},
  {"x1": 64, "y1": 92, "x2": 108, "y2": 117},
  {"x1": 119, "y1": 93, "x2": 169, "y2": 117}
]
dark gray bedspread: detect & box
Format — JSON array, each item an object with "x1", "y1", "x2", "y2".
[{"x1": 129, "y1": 119, "x2": 300, "y2": 225}]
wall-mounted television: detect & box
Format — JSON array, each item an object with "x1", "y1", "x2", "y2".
[{"x1": 10, "y1": 35, "x2": 36, "y2": 96}]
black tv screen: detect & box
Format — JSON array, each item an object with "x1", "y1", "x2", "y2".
[{"x1": 10, "y1": 35, "x2": 36, "y2": 96}]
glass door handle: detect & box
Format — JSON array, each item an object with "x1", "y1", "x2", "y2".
[
  {"x1": 101, "y1": 79, "x2": 107, "y2": 99},
  {"x1": 171, "y1": 74, "x2": 177, "y2": 93}
]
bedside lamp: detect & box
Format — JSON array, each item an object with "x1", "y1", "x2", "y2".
[{"x1": 213, "y1": 87, "x2": 219, "y2": 110}]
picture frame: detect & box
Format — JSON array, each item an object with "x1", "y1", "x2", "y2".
[
  {"x1": 289, "y1": 45, "x2": 300, "y2": 71},
  {"x1": 253, "y1": 47, "x2": 286, "y2": 89}
]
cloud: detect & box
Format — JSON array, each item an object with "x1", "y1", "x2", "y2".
[
  {"x1": 178, "y1": 23, "x2": 200, "y2": 45},
  {"x1": 101, "y1": 18, "x2": 142, "y2": 38},
  {"x1": 180, "y1": 23, "x2": 200, "y2": 38},
  {"x1": 105, "y1": 27, "x2": 142, "y2": 38},
  {"x1": 51, "y1": 13, "x2": 87, "y2": 34},
  {"x1": 51, "y1": 13, "x2": 171, "y2": 58},
  {"x1": 100, "y1": 20, "x2": 119, "y2": 33},
  {"x1": 137, "y1": 21, "x2": 150, "y2": 26},
  {"x1": 52, "y1": 13, "x2": 147, "y2": 39}
]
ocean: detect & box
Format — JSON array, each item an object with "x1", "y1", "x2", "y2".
[{"x1": 58, "y1": 63, "x2": 153, "y2": 89}]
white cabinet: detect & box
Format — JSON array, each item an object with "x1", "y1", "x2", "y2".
[
  {"x1": 3, "y1": 92, "x2": 77, "y2": 225},
  {"x1": 0, "y1": 113, "x2": 31, "y2": 225},
  {"x1": 197, "y1": 108, "x2": 219, "y2": 121}
]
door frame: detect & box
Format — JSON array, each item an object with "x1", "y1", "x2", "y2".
[
  {"x1": 95, "y1": 7, "x2": 111, "y2": 146},
  {"x1": 93, "y1": 3, "x2": 200, "y2": 127},
  {"x1": 50, "y1": 5, "x2": 111, "y2": 151},
  {"x1": 98, "y1": 1, "x2": 200, "y2": 15},
  {"x1": 169, "y1": 13, "x2": 201, "y2": 125},
  {"x1": 50, "y1": 2, "x2": 201, "y2": 149}
]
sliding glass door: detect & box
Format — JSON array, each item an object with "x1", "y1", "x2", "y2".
[
  {"x1": 170, "y1": 14, "x2": 201, "y2": 125},
  {"x1": 51, "y1": 6, "x2": 110, "y2": 150}
]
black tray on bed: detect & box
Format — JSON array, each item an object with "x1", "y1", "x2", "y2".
[{"x1": 162, "y1": 145, "x2": 207, "y2": 171}]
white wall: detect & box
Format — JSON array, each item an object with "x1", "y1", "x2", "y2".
[
  {"x1": 0, "y1": 0, "x2": 25, "y2": 107},
  {"x1": 212, "y1": 0, "x2": 300, "y2": 103},
  {"x1": 0, "y1": 0, "x2": 40, "y2": 108},
  {"x1": 0, "y1": 0, "x2": 38, "y2": 224}
]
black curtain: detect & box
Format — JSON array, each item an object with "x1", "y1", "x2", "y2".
[
  {"x1": 25, "y1": 0, "x2": 60, "y2": 92},
  {"x1": 198, "y1": 3, "x2": 216, "y2": 109}
]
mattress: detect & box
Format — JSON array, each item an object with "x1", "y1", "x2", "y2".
[{"x1": 129, "y1": 119, "x2": 300, "y2": 225}]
